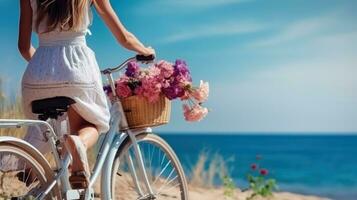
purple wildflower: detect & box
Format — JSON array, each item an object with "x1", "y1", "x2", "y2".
[
  {"x1": 125, "y1": 61, "x2": 140, "y2": 77},
  {"x1": 173, "y1": 59, "x2": 192, "y2": 82}
]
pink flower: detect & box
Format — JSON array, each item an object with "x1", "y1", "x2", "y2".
[
  {"x1": 260, "y1": 169, "x2": 269, "y2": 176},
  {"x1": 156, "y1": 60, "x2": 174, "y2": 79},
  {"x1": 115, "y1": 76, "x2": 132, "y2": 98},
  {"x1": 116, "y1": 82, "x2": 132, "y2": 98},
  {"x1": 183, "y1": 104, "x2": 208, "y2": 122},
  {"x1": 137, "y1": 77, "x2": 162, "y2": 103},
  {"x1": 191, "y1": 80, "x2": 209, "y2": 103},
  {"x1": 148, "y1": 65, "x2": 161, "y2": 77}
]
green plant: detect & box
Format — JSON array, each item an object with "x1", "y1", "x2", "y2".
[
  {"x1": 222, "y1": 175, "x2": 236, "y2": 198},
  {"x1": 246, "y1": 156, "x2": 278, "y2": 200}
]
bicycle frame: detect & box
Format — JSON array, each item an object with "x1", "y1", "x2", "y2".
[{"x1": 0, "y1": 56, "x2": 156, "y2": 199}]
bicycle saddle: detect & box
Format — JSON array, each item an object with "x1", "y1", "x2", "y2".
[{"x1": 31, "y1": 96, "x2": 76, "y2": 121}]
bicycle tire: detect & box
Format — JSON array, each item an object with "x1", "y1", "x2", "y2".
[
  {"x1": 0, "y1": 143, "x2": 58, "y2": 199},
  {"x1": 110, "y1": 133, "x2": 189, "y2": 200}
]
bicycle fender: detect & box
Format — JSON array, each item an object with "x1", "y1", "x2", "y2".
[{"x1": 0, "y1": 136, "x2": 52, "y2": 171}]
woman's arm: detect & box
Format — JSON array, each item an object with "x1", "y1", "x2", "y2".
[
  {"x1": 18, "y1": 0, "x2": 35, "y2": 61},
  {"x1": 93, "y1": 0, "x2": 155, "y2": 56}
]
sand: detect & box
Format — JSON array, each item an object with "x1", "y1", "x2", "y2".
[
  {"x1": 188, "y1": 186, "x2": 331, "y2": 200},
  {"x1": 0, "y1": 171, "x2": 331, "y2": 200}
]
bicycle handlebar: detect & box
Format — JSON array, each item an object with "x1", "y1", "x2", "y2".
[
  {"x1": 136, "y1": 54, "x2": 155, "y2": 62},
  {"x1": 100, "y1": 54, "x2": 155, "y2": 75}
]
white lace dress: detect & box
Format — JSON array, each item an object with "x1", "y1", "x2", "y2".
[{"x1": 21, "y1": 0, "x2": 110, "y2": 154}]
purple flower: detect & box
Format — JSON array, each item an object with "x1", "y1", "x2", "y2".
[
  {"x1": 175, "y1": 59, "x2": 187, "y2": 66},
  {"x1": 173, "y1": 59, "x2": 192, "y2": 82},
  {"x1": 125, "y1": 61, "x2": 140, "y2": 77},
  {"x1": 162, "y1": 85, "x2": 185, "y2": 100},
  {"x1": 103, "y1": 85, "x2": 112, "y2": 94}
]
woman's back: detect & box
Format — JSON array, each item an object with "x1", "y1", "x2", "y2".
[
  {"x1": 29, "y1": 0, "x2": 92, "y2": 44},
  {"x1": 22, "y1": 0, "x2": 96, "y2": 85}
]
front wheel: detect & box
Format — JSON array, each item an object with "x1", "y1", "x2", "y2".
[{"x1": 110, "y1": 133, "x2": 189, "y2": 200}]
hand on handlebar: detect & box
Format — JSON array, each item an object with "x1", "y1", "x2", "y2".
[
  {"x1": 136, "y1": 46, "x2": 156, "y2": 63},
  {"x1": 101, "y1": 51, "x2": 156, "y2": 75},
  {"x1": 142, "y1": 46, "x2": 156, "y2": 57}
]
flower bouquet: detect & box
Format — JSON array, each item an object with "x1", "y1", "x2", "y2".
[{"x1": 104, "y1": 59, "x2": 209, "y2": 129}]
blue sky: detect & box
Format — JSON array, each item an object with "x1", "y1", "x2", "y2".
[{"x1": 0, "y1": 0, "x2": 356, "y2": 133}]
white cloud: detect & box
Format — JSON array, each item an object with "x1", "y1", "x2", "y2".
[
  {"x1": 250, "y1": 13, "x2": 340, "y2": 47},
  {"x1": 160, "y1": 20, "x2": 266, "y2": 44}
]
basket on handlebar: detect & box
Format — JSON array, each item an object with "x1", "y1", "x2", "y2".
[{"x1": 120, "y1": 95, "x2": 171, "y2": 129}]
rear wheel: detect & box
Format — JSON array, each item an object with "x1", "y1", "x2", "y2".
[
  {"x1": 0, "y1": 144, "x2": 56, "y2": 199},
  {"x1": 111, "y1": 133, "x2": 188, "y2": 200}
]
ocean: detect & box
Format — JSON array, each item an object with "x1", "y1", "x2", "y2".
[{"x1": 160, "y1": 134, "x2": 357, "y2": 200}]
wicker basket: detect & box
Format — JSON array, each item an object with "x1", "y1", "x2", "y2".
[{"x1": 120, "y1": 95, "x2": 171, "y2": 129}]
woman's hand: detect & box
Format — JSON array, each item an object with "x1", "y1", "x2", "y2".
[
  {"x1": 142, "y1": 46, "x2": 156, "y2": 57},
  {"x1": 93, "y1": 0, "x2": 155, "y2": 56}
]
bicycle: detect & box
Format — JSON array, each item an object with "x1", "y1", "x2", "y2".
[{"x1": 0, "y1": 55, "x2": 189, "y2": 200}]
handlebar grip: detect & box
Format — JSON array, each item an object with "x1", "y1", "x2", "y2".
[{"x1": 136, "y1": 54, "x2": 155, "y2": 62}]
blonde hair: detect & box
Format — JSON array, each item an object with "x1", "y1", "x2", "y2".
[{"x1": 35, "y1": 0, "x2": 89, "y2": 33}]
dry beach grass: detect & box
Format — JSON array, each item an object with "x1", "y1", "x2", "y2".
[{"x1": 0, "y1": 87, "x2": 26, "y2": 139}]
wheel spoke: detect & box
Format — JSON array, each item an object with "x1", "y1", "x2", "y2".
[
  {"x1": 24, "y1": 167, "x2": 33, "y2": 185},
  {"x1": 160, "y1": 153, "x2": 166, "y2": 166},
  {"x1": 22, "y1": 162, "x2": 27, "y2": 182},
  {"x1": 152, "y1": 160, "x2": 171, "y2": 185}
]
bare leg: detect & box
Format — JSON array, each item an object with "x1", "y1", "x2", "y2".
[{"x1": 67, "y1": 106, "x2": 99, "y2": 173}]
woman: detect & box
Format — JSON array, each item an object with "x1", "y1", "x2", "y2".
[{"x1": 18, "y1": 0, "x2": 155, "y2": 188}]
